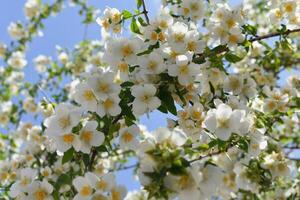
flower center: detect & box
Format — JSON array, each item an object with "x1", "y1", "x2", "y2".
[
  {"x1": 118, "y1": 62, "x2": 128, "y2": 73},
  {"x1": 111, "y1": 189, "x2": 121, "y2": 200},
  {"x1": 178, "y1": 175, "x2": 191, "y2": 190},
  {"x1": 81, "y1": 131, "x2": 93, "y2": 143},
  {"x1": 83, "y1": 90, "x2": 95, "y2": 101},
  {"x1": 148, "y1": 61, "x2": 157, "y2": 71},
  {"x1": 103, "y1": 98, "x2": 114, "y2": 109},
  {"x1": 97, "y1": 180, "x2": 108, "y2": 190},
  {"x1": 35, "y1": 189, "x2": 47, "y2": 200},
  {"x1": 228, "y1": 35, "x2": 238, "y2": 43},
  {"x1": 150, "y1": 31, "x2": 158, "y2": 41},
  {"x1": 63, "y1": 133, "x2": 74, "y2": 144},
  {"x1": 229, "y1": 77, "x2": 241, "y2": 90},
  {"x1": 121, "y1": 44, "x2": 133, "y2": 57},
  {"x1": 59, "y1": 116, "x2": 71, "y2": 129},
  {"x1": 179, "y1": 65, "x2": 189, "y2": 75},
  {"x1": 187, "y1": 41, "x2": 197, "y2": 51},
  {"x1": 217, "y1": 118, "x2": 230, "y2": 129},
  {"x1": 98, "y1": 83, "x2": 109, "y2": 93},
  {"x1": 122, "y1": 132, "x2": 133, "y2": 143},
  {"x1": 80, "y1": 185, "x2": 92, "y2": 197},
  {"x1": 284, "y1": 4, "x2": 294, "y2": 13},
  {"x1": 174, "y1": 33, "x2": 185, "y2": 43},
  {"x1": 226, "y1": 18, "x2": 236, "y2": 29}
]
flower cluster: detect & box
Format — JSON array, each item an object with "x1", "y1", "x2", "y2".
[{"x1": 0, "y1": 0, "x2": 300, "y2": 199}]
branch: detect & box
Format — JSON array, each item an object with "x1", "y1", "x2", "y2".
[
  {"x1": 193, "y1": 28, "x2": 300, "y2": 63},
  {"x1": 110, "y1": 164, "x2": 137, "y2": 172},
  {"x1": 88, "y1": 114, "x2": 123, "y2": 171},
  {"x1": 141, "y1": 0, "x2": 150, "y2": 24},
  {"x1": 249, "y1": 28, "x2": 300, "y2": 42},
  {"x1": 189, "y1": 146, "x2": 232, "y2": 163},
  {"x1": 88, "y1": 148, "x2": 97, "y2": 171}
]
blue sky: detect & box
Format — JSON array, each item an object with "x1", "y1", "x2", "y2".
[{"x1": 1, "y1": 0, "x2": 299, "y2": 192}]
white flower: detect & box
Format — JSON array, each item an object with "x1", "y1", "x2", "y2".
[
  {"x1": 7, "y1": 22, "x2": 26, "y2": 40},
  {"x1": 44, "y1": 103, "x2": 81, "y2": 135},
  {"x1": 263, "y1": 86, "x2": 289, "y2": 112},
  {"x1": 73, "y1": 82, "x2": 98, "y2": 112},
  {"x1": 262, "y1": 152, "x2": 291, "y2": 178},
  {"x1": 24, "y1": 0, "x2": 41, "y2": 19},
  {"x1": 104, "y1": 37, "x2": 141, "y2": 66},
  {"x1": 52, "y1": 132, "x2": 80, "y2": 153},
  {"x1": 139, "y1": 51, "x2": 166, "y2": 74},
  {"x1": 23, "y1": 97, "x2": 38, "y2": 113},
  {"x1": 142, "y1": 25, "x2": 164, "y2": 45},
  {"x1": 131, "y1": 84, "x2": 161, "y2": 116},
  {"x1": 73, "y1": 175, "x2": 94, "y2": 200},
  {"x1": 87, "y1": 72, "x2": 121, "y2": 101},
  {"x1": 7, "y1": 51, "x2": 27, "y2": 69},
  {"x1": 167, "y1": 22, "x2": 188, "y2": 52},
  {"x1": 33, "y1": 55, "x2": 51, "y2": 73},
  {"x1": 268, "y1": 8, "x2": 284, "y2": 25},
  {"x1": 153, "y1": 8, "x2": 173, "y2": 30},
  {"x1": 234, "y1": 162, "x2": 258, "y2": 192},
  {"x1": 281, "y1": 1, "x2": 297, "y2": 17},
  {"x1": 9, "y1": 168, "x2": 37, "y2": 198},
  {"x1": 204, "y1": 103, "x2": 250, "y2": 140},
  {"x1": 97, "y1": 7, "x2": 122, "y2": 34},
  {"x1": 86, "y1": 172, "x2": 116, "y2": 192},
  {"x1": 58, "y1": 52, "x2": 68, "y2": 64},
  {"x1": 248, "y1": 129, "x2": 267, "y2": 158},
  {"x1": 119, "y1": 125, "x2": 140, "y2": 150},
  {"x1": 27, "y1": 180, "x2": 53, "y2": 200},
  {"x1": 110, "y1": 185, "x2": 127, "y2": 200},
  {"x1": 124, "y1": 190, "x2": 151, "y2": 200},
  {"x1": 185, "y1": 30, "x2": 205, "y2": 53},
  {"x1": 180, "y1": 0, "x2": 206, "y2": 21},
  {"x1": 153, "y1": 127, "x2": 187, "y2": 147},
  {"x1": 223, "y1": 27, "x2": 244, "y2": 49},
  {"x1": 164, "y1": 164, "x2": 202, "y2": 200},
  {"x1": 41, "y1": 167, "x2": 52, "y2": 179},
  {"x1": 89, "y1": 52, "x2": 104, "y2": 66},
  {"x1": 168, "y1": 54, "x2": 200, "y2": 85},
  {"x1": 77, "y1": 121, "x2": 105, "y2": 154},
  {"x1": 97, "y1": 94, "x2": 121, "y2": 117},
  {"x1": 224, "y1": 74, "x2": 244, "y2": 95}
]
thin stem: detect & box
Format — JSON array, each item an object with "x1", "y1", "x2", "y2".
[
  {"x1": 249, "y1": 28, "x2": 300, "y2": 42},
  {"x1": 193, "y1": 28, "x2": 300, "y2": 63},
  {"x1": 83, "y1": 24, "x2": 88, "y2": 40},
  {"x1": 141, "y1": 0, "x2": 150, "y2": 24},
  {"x1": 110, "y1": 164, "x2": 137, "y2": 172}
]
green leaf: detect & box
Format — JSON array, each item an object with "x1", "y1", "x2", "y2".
[
  {"x1": 138, "y1": 16, "x2": 147, "y2": 26},
  {"x1": 122, "y1": 10, "x2": 132, "y2": 19},
  {"x1": 130, "y1": 17, "x2": 141, "y2": 34},
  {"x1": 55, "y1": 174, "x2": 71, "y2": 190},
  {"x1": 136, "y1": 0, "x2": 142, "y2": 8},
  {"x1": 225, "y1": 53, "x2": 243, "y2": 63},
  {"x1": 62, "y1": 148, "x2": 74, "y2": 164},
  {"x1": 158, "y1": 87, "x2": 177, "y2": 115},
  {"x1": 242, "y1": 24, "x2": 257, "y2": 36},
  {"x1": 82, "y1": 153, "x2": 90, "y2": 167},
  {"x1": 157, "y1": 105, "x2": 168, "y2": 114}
]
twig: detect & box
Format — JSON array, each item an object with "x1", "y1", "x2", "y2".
[
  {"x1": 193, "y1": 28, "x2": 300, "y2": 63},
  {"x1": 83, "y1": 24, "x2": 88, "y2": 40},
  {"x1": 249, "y1": 28, "x2": 300, "y2": 42},
  {"x1": 189, "y1": 146, "x2": 232, "y2": 163},
  {"x1": 110, "y1": 164, "x2": 137, "y2": 172},
  {"x1": 141, "y1": 0, "x2": 150, "y2": 24},
  {"x1": 88, "y1": 114, "x2": 123, "y2": 171}
]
